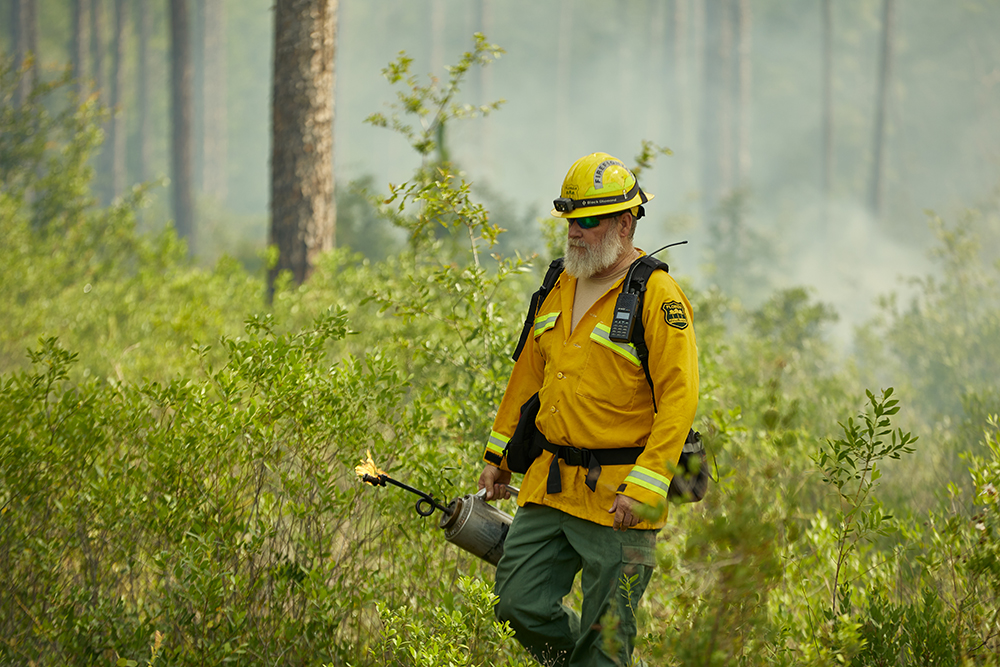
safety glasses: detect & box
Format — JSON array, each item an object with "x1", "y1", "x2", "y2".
[{"x1": 568, "y1": 212, "x2": 618, "y2": 229}]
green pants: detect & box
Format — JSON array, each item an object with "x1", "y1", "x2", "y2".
[{"x1": 494, "y1": 504, "x2": 657, "y2": 667}]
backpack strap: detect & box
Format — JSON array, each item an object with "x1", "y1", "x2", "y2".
[
  {"x1": 622, "y1": 256, "x2": 669, "y2": 413},
  {"x1": 512, "y1": 258, "x2": 565, "y2": 362}
]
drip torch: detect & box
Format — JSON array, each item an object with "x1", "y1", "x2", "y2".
[{"x1": 355, "y1": 451, "x2": 515, "y2": 566}]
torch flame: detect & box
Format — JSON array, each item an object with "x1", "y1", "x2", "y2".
[{"x1": 355, "y1": 449, "x2": 387, "y2": 482}]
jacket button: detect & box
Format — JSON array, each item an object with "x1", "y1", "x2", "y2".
[{"x1": 549, "y1": 406, "x2": 557, "y2": 413}]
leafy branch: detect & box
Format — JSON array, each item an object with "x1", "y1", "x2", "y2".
[
  {"x1": 365, "y1": 33, "x2": 504, "y2": 160},
  {"x1": 814, "y1": 387, "x2": 917, "y2": 615},
  {"x1": 364, "y1": 34, "x2": 506, "y2": 262}
]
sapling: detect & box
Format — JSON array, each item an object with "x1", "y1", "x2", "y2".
[{"x1": 814, "y1": 387, "x2": 916, "y2": 615}]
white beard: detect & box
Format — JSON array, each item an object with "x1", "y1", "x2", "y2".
[{"x1": 563, "y1": 224, "x2": 627, "y2": 278}]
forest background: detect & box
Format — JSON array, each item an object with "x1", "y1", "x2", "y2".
[{"x1": 2, "y1": 0, "x2": 1000, "y2": 666}]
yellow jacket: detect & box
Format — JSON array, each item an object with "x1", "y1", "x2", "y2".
[{"x1": 483, "y1": 258, "x2": 699, "y2": 529}]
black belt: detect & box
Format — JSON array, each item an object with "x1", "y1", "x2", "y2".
[{"x1": 541, "y1": 441, "x2": 644, "y2": 494}]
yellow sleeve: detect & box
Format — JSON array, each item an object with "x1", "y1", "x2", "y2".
[{"x1": 482, "y1": 294, "x2": 550, "y2": 470}]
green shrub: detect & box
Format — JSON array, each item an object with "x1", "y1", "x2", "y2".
[
  {"x1": 855, "y1": 587, "x2": 962, "y2": 667},
  {"x1": 362, "y1": 576, "x2": 533, "y2": 667}
]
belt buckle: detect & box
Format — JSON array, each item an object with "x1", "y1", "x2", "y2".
[{"x1": 562, "y1": 446, "x2": 588, "y2": 467}]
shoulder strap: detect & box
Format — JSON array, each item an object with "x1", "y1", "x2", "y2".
[
  {"x1": 512, "y1": 258, "x2": 565, "y2": 362},
  {"x1": 624, "y1": 256, "x2": 669, "y2": 413},
  {"x1": 623, "y1": 257, "x2": 699, "y2": 454}
]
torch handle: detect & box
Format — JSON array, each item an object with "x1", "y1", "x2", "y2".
[{"x1": 379, "y1": 476, "x2": 451, "y2": 516}]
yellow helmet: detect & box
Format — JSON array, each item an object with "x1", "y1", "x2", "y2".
[{"x1": 551, "y1": 152, "x2": 654, "y2": 219}]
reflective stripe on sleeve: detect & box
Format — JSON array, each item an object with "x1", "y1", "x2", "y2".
[
  {"x1": 533, "y1": 311, "x2": 560, "y2": 338},
  {"x1": 590, "y1": 323, "x2": 641, "y2": 366},
  {"x1": 624, "y1": 465, "x2": 671, "y2": 498},
  {"x1": 486, "y1": 430, "x2": 509, "y2": 459}
]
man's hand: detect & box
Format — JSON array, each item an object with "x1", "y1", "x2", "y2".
[
  {"x1": 609, "y1": 493, "x2": 641, "y2": 531},
  {"x1": 478, "y1": 464, "x2": 512, "y2": 501}
]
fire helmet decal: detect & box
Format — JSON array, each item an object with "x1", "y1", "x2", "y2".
[
  {"x1": 593, "y1": 159, "x2": 626, "y2": 192},
  {"x1": 662, "y1": 301, "x2": 689, "y2": 330}
]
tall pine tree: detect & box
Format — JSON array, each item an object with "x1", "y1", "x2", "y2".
[{"x1": 268, "y1": 0, "x2": 338, "y2": 298}]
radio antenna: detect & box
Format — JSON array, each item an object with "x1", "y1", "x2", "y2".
[{"x1": 649, "y1": 240, "x2": 688, "y2": 257}]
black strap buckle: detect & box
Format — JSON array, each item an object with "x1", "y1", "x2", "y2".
[
  {"x1": 547, "y1": 446, "x2": 601, "y2": 494},
  {"x1": 560, "y1": 446, "x2": 590, "y2": 467}
]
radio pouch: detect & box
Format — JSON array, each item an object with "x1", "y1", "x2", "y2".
[{"x1": 504, "y1": 393, "x2": 544, "y2": 474}]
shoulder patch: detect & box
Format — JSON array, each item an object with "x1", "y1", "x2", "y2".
[{"x1": 662, "y1": 301, "x2": 689, "y2": 330}]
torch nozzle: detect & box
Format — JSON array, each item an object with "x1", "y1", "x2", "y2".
[
  {"x1": 362, "y1": 473, "x2": 388, "y2": 487},
  {"x1": 356, "y1": 452, "x2": 451, "y2": 518}
]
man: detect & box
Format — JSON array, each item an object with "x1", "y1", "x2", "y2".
[{"x1": 478, "y1": 152, "x2": 699, "y2": 666}]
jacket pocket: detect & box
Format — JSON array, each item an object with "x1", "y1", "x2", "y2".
[{"x1": 576, "y1": 323, "x2": 642, "y2": 410}]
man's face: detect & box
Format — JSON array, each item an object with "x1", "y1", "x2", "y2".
[{"x1": 563, "y1": 214, "x2": 627, "y2": 278}]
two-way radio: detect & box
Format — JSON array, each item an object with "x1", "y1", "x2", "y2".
[{"x1": 608, "y1": 241, "x2": 687, "y2": 343}]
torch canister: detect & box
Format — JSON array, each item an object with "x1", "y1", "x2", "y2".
[{"x1": 439, "y1": 488, "x2": 515, "y2": 566}]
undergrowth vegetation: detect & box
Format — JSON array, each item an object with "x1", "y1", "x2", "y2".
[{"x1": 2, "y1": 44, "x2": 999, "y2": 666}]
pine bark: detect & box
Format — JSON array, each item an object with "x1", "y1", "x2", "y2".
[
  {"x1": 110, "y1": 0, "x2": 128, "y2": 198},
  {"x1": 12, "y1": 0, "x2": 39, "y2": 105},
  {"x1": 170, "y1": 0, "x2": 196, "y2": 251},
  {"x1": 479, "y1": 0, "x2": 494, "y2": 179},
  {"x1": 649, "y1": 0, "x2": 669, "y2": 141},
  {"x1": 269, "y1": 0, "x2": 338, "y2": 296},
  {"x1": 719, "y1": 0, "x2": 734, "y2": 194},
  {"x1": 736, "y1": 0, "x2": 752, "y2": 187},
  {"x1": 202, "y1": 0, "x2": 228, "y2": 200},
  {"x1": 674, "y1": 0, "x2": 691, "y2": 192},
  {"x1": 555, "y1": 0, "x2": 572, "y2": 160},
  {"x1": 90, "y1": 0, "x2": 105, "y2": 99},
  {"x1": 870, "y1": 0, "x2": 894, "y2": 219},
  {"x1": 135, "y1": 0, "x2": 151, "y2": 183},
  {"x1": 821, "y1": 0, "x2": 833, "y2": 199},
  {"x1": 72, "y1": 0, "x2": 90, "y2": 98},
  {"x1": 701, "y1": 0, "x2": 723, "y2": 215}
]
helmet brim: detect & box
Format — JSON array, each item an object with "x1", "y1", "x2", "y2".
[{"x1": 550, "y1": 190, "x2": 654, "y2": 219}]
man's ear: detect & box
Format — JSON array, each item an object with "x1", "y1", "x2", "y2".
[{"x1": 617, "y1": 212, "x2": 634, "y2": 240}]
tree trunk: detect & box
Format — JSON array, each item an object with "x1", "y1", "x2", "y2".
[
  {"x1": 170, "y1": 0, "x2": 195, "y2": 252},
  {"x1": 820, "y1": 0, "x2": 833, "y2": 226},
  {"x1": 193, "y1": 0, "x2": 204, "y2": 191},
  {"x1": 674, "y1": 0, "x2": 691, "y2": 192},
  {"x1": 109, "y1": 0, "x2": 128, "y2": 198},
  {"x1": 555, "y1": 0, "x2": 572, "y2": 161},
  {"x1": 12, "y1": 0, "x2": 39, "y2": 105},
  {"x1": 201, "y1": 0, "x2": 228, "y2": 201},
  {"x1": 135, "y1": 0, "x2": 150, "y2": 183},
  {"x1": 736, "y1": 0, "x2": 752, "y2": 187},
  {"x1": 479, "y1": 0, "x2": 494, "y2": 180},
  {"x1": 268, "y1": 0, "x2": 337, "y2": 297},
  {"x1": 870, "y1": 0, "x2": 894, "y2": 220},
  {"x1": 719, "y1": 0, "x2": 734, "y2": 195},
  {"x1": 701, "y1": 0, "x2": 723, "y2": 216},
  {"x1": 90, "y1": 0, "x2": 105, "y2": 99},
  {"x1": 26, "y1": 0, "x2": 38, "y2": 83},
  {"x1": 466, "y1": 0, "x2": 488, "y2": 165},
  {"x1": 91, "y1": 0, "x2": 111, "y2": 203},
  {"x1": 649, "y1": 0, "x2": 668, "y2": 141},
  {"x1": 71, "y1": 0, "x2": 90, "y2": 97}
]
